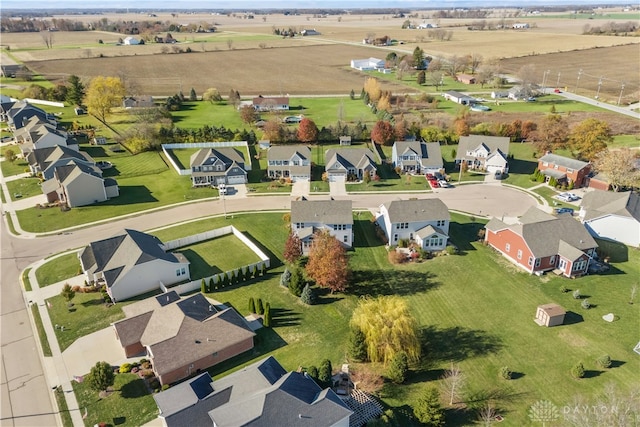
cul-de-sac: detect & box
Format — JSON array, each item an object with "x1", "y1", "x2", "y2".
[{"x1": 1, "y1": 4, "x2": 639, "y2": 427}]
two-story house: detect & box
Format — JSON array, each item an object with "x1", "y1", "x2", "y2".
[
  {"x1": 190, "y1": 147, "x2": 248, "y2": 186},
  {"x1": 376, "y1": 199, "x2": 450, "y2": 251},
  {"x1": 267, "y1": 145, "x2": 311, "y2": 181},
  {"x1": 392, "y1": 141, "x2": 443, "y2": 174},
  {"x1": 27, "y1": 145, "x2": 94, "y2": 177},
  {"x1": 290, "y1": 199, "x2": 353, "y2": 254},
  {"x1": 15, "y1": 116, "x2": 76, "y2": 155},
  {"x1": 485, "y1": 207, "x2": 598, "y2": 277},
  {"x1": 5, "y1": 100, "x2": 54, "y2": 131},
  {"x1": 455, "y1": 135, "x2": 510, "y2": 174},
  {"x1": 537, "y1": 153, "x2": 592, "y2": 188},
  {"x1": 324, "y1": 148, "x2": 377, "y2": 182},
  {"x1": 41, "y1": 160, "x2": 119, "y2": 207}
]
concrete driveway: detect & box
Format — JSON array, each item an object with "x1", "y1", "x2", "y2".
[
  {"x1": 329, "y1": 180, "x2": 347, "y2": 196},
  {"x1": 291, "y1": 180, "x2": 310, "y2": 198}
]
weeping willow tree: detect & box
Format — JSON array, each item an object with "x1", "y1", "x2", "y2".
[{"x1": 350, "y1": 296, "x2": 421, "y2": 365}]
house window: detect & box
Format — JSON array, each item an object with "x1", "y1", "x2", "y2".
[
  {"x1": 542, "y1": 162, "x2": 548, "y2": 167},
  {"x1": 554, "y1": 164, "x2": 559, "y2": 169},
  {"x1": 393, "y1": 234, "x2": 398, "y2": 242},
  {"x1": 436, "y1": 220, "x2": 446, "y2": 227},
  {"x1": 535, "y1": 258, "x2": 541, "y2": 267},
  {"x1": 181, "y1": 268, "x2": 186, "y2": 275},
  {"x1": 550, "y1": 255, "x2": 556, "y2": 265},
  {"x1": 517, "y1": 250, "x2": 523, "y2": 260},
  {"x1": 343, "y1": 235, "x2": 348, "y2": 243},
  {"x1": 176, "y1": 269, "x2": 182, "y2": 277},
  {"x1": 505, "y1": 243, "x2": 510, "y2": 252},
  {"x1": 573, "y1": 260, "x2": 587, "y2": 271},
  {"x1": 528, "y1": 256, "x2": 534, "y2": 266},
  {"x1": 216, "y1": 165, "x2": 223, "y2": 171},
  {"x1": 567, "y1": 168, "x2": 574, "y2": 173}
]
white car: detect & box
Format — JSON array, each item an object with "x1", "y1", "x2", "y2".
[
  {"x1": 557, "y1": 192, "x2": 579, "y2": 202},
  {"x1": 438, "y1": 180, "x2": 451, "y2": 188},
  {"x1": 217, "y1": 184, "x2": 227, "y2": 195}
]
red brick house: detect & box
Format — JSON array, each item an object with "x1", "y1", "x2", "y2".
[
  {"x1": 112, "y1": 291, "x2": 255, "y2": 385},
  {"x1": 538, "y1": 153, "x2": 592, "y2": 188},
  {"x1": 485, "y1": 207, "x2": 598, "y2": 277}
]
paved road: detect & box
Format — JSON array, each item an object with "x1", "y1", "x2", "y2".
[{"x1": 0, "y1": 182, "x2": 537, "y2": 425}]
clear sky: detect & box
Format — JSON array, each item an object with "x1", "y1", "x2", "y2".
[{"x1": 0, "y1": 0, "x2": 628, "y2": 9}]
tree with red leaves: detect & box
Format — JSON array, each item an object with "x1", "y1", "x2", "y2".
[
  {"x1": 283, "y1": 232, "x2": 302, "y2": 264},
  {"x1": 297, "y1": 117, "x2": 318, "y2": 143},
  {"x1": 371, "y1": 120, "x2": 395, "y2": 145},
  {"x1": 305, "y1": 230, "x2": 349, "y2": 294}
]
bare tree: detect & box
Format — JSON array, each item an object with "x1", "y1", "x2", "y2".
[
  {"x1": 477, "y1": 401, "x2": 498, "y2": 426},
  {"x1": 40, "y1": 31, "x2": 54, "y2": 49},
  {"x1": 468, "y1": 53, "x2": 483, "y2": 74},
  {"x1": 441, "y1": 363, "x2": 465, "y2": 405},
  {"x1": 227, "y1": 39, "x2": 233, "y2": 50},
  {"x1": 594, "y1": 148, "x2": 640, "y2": 192},
  {"x1": 517, "y1": 64, "x2": 538, "y2": 97}
]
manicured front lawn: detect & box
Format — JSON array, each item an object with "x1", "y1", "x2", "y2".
[
  {"x1": 73, "y1": 373, "x2": 157, "y2": 427},
  {"x1": 46, "y1": 292, "x2": 126, "y2": 351},
  {"x1": 6, "y1": 177, "x2": 42, "y2": 200},
  {"x1": 0, "y1": 157, "x2": 28, "y2": 177},
  {"x1": 22, "y1": 267, "x2": 32, "y2": 291},
  {"x1": 31, "y1": 304, "x2": 52, "y2": 357},
  {"x1": 35, "y1": 252, "x2": 81, "y2": 287},
  {"x1": 54, "y1": 386, "x2": 73, "y2": 427},
  {"x1": 176, "y1": 234, "x2": 262, "y2": 279}
]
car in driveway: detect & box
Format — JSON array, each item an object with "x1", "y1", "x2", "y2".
[
  {"x1": 554, "y1": 207, "x2": 574, "y2": 215},
  {"x1": 554, "y1": 88, "x2": 562, "y2": 93},
  {"x1": 438, "y1": 180, "x2": 452, "y2": 188},
  {"x1": 557, "y1": 192, "x2": 579, "y2": 202}
]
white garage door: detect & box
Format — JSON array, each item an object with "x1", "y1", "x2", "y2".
[
  {"x1": 329, "y1": 174, "x2": 346, "y2": 183},
  {"x1": 227, "y1": 175, "x2": 246, "y2": 185},
  {"x1": 291, "y1": 176, "x2": 310, "y2": 183}
]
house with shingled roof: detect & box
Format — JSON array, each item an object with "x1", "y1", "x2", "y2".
[
  {"x1": 291, "y1": 199, "x2": 353, "y2": 254},
  {"x1": 5, "y1": 100, "x2": 54, "y2": 131},
  {"x1": 79, "y1": 229, "x2": 191, "y2": 302},
  {"x1": 485, "y1": 207, "x2": 598, "y2": 277},
  {"x1": 153, "y1": 355, "x2": 352, "y2": 427},
  {"x1": 14, "y1": 115, "x2": 76, "y2": 155},
  {"x1": 455, "y1": 135, "x2": 510, "y2": 174},
  {"x1": 538, "y1": 153, "x2": 592, "y2": 188},
  {"x1": 324, "y1": 148, "x2": 377, "y2": 182},
  {"x1": 579, "y1": 190, "x2": 640, "y2": 247},
  {"x1": 26, "y1": 145, "x2": 94, "y2": 177},
  {"x1": 41, "y1": 160, "x2": 119, "y2": 207},
  {"x1": 252, "y1": 96, "x2": 289, "y2": 112},
  {"x1": 266, "y1": 145, "x2": 311, "y2": 182},
  {"x1": 392, "y1": 141, "x2": 443, "y2": 174},
  {"x1": 113, "y1": 291, "x2": 255, "y2": 386},
  {"x1": 190, "y1": 147, "x2": 247, "y2": 186},
  {"x1": 376, "y1": 199, "x2": 450, "y2": 251}
]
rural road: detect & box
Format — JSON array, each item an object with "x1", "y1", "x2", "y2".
[{"x1": 0, "y1": 182, "x2": 536, "y2": 425}]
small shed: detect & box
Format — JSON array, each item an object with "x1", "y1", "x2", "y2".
[
  {"x1": 457, "y1": 74, "x2": 476, "y2": 85},
  {"x1": 258, "y1": 140, "x2": 271, "y2": 150},
  {"x1": 339, "y1": 136, "x2": 352, "y2": 146},
  {"x1": 534, "y1": 303, "x2": 566, "y2": 327}
]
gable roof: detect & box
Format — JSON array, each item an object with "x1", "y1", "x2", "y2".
[
  {"x1": 27, "y1": 145, "x2": 92, "y2": 171},
  {"x1": 382, "y1": 199, "x2": 450, "y2": 223},
  {"x1": 267, "y1": 144, "x2": 311, "y2": 162},
  {"x1": 54, "y1": 161, "x2": 102, "y2": 185},
  {"x1": 456, "y1": 135, "x2": 510, "y2": 160},
  {"x1": 114, "y1": 291, "x2": 255, "y2": 377},
  {"x1": 539, "y1": 153, "x2": 589, "y2": 171},
  {"x1": 580, "y1": 190, "x2": 640, "y2": 222},
  {"x1": 252, "y1": 96, "x2": 289, "y2": 106},
  {"x1": 80, "y1": 229, "x2": 183, "y2": 287},
  {"x1": 156, "y1": 355, "x2": 351, "y2": 427},
  {"x1": 488, "y1": 207, "x2": 597, "y2": 258},
  {"x1": 190, "y1": 147, "x2": 245, "y2": 169},
  {"x1": 394, "y1": 141, "x2": 443, "y2": 169},
  {"x1": 325, "y1": 148, "x2": 376, "y2": 172},
  {"x1": 291, "y1": 199, "x2": 353, "y2": 225}
]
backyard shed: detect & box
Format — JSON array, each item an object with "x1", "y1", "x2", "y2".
[{"x1": 534, "y1": 303, "x2": 566, "y2": 327}]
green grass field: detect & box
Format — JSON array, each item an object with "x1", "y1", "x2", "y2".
[
  {"x1": 31, "y1": 304, "x2": 52, "y2": 357},
  {"x1": 35, "y1": 252, "x2": 81, "y2": 287},
  {"x1": 0, "y1": 157, "x2": 29, "y2": 177},
  {"x1": 176, "y1": 234, "x2": 262, "y2": 279},
  {"x1": 6, "y1": 177, "x2": 42, "y2": 200},
  {"x1": 73, "y1": 373, "x2": 157, "y2": 427}
]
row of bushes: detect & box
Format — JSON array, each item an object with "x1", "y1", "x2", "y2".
[
  {"x1": 200, "y1": 264, "x2": 267, "y2": 293},
  {"x1": 280, "y1": 266, "x2": 316, "y2": 305}
]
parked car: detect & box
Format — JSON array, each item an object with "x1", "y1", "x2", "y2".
[
  {"x1": 438, "y1": 180, "x2": 452, "y2": 188},
  {"x1": 217, "y1": 183, "x2": 227, "y2": 195},
  {"x1": 554, "y1": 88, "x2": 561, "y2": 93},
  {"x1": 554, "y1": 207, "x2": 574, "y2": 215},
  {"x1": 526, "y1": 97, "x2": 536, "y2": 102},
  {"x1": 557, "y1": 192, "x2": 579, "y2": 202}
]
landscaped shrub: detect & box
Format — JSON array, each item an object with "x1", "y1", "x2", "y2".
[
  {"x1": 248, "y1": 297, "x2": 256, "y2": 314},
  {"x1": 388, "y1": 250, "x2": 406, "y2": 264},
  {"x1": 387, "y1": 351, "x2": 409, "y2": 384},
  {"x1": 263, "y1": 303, "x2": 271, "y2": 327},
  {"x1": 300, "y1": 284, "x2": 316, "y2": 305},
  {"x1": 149, "y1": 378, "x2": 160, "y2": 390},
  {"x1": 257, "y1": 298, "x2": 264, "y2": 315},
  {"x1": 288, "y1": 266, "x2": 304, "y2": 297},
  {"x1": 318, "y1": 359, "x2": 333, "y2": 386},
  {"x1": 200, "y1": 279, "x2": 206, "y2": 293},
  {"x1": 348, "y1": 327, "x2": 368, "y2": 362},
  {"x1": 208, "y1": 277, "x2": 214, "y2": 292},
  {"x1": 280, "y1": 267, "x2": 291, "y2": 287},
  {"x1": 307, "y1": 365, "x2": 318, "y2": 380},
  {"x1": 398, "y1": 238, "x2": 409, "y2": 248},
  {"x1": 573, "y1": 289, "x2": 581, "y2": 299},
  {"x1": 445, "y1": 245, "x2": 458, "y2": 255},
  {"x1": 560, "y1": 285, "x2": 569, "y2": 293},
  {"x1": 570, "y1": 362, "x2": 585, "y2": 379},
  {"x1": 499, "y1": 366, "x2": 512, "y2": 380},
  {"x1": 596, "y1": 355, "x2": 612, "y2": 368},
  {"x1": 581, "y1": 299, "x2": 591, "y2": 309},
  {"x1": 161, "y1": 384, "x2": 170, "y2": 391},
  {"x1": 119, "y1": 363, "x2": 132, "y2": 374}
]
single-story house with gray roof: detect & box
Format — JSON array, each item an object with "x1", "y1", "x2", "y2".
[
  {"x1": 443, "y1": 90, "x2": 476, "y2": 105},
  {"x1": 324, "y1": 148, "x2": 377, "y2": 182},
  {"x1": 79, "y1": 229, "x2": 190, "y2": 302},
  {"x1": 154, "y1": 355, "x2": 352, "y2": 427},
  {"x1": 579, "y1": 190, "x2": 640, "y2": 247},
  {"x1": 538, "y1": 153, "x2": 592, "y2": 188},
  {"x1": 376, "y1": 198, "x2": 450, "y2": 251},
  {"x1": 485, "y1": 207, "x2": 598, "y2": 277},
  {"x1": 113, "y1": 291, "x2": 255, "y2": 386},
  {"x1": 291, "y1": 199, "x2": 353, "y2": 254}
]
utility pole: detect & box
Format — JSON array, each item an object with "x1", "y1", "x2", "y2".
[
  {"x1": 556, "y1": 72, "x2": 561, "y2": 89},
  {"x1": 595, "y1": 76, "x2": 603, "y2": 100},
  {"x1": 575, "y1": 69, "x2": 582, "y2": 93},
  {"x1": 617, "y1": 82, "x2": 625, "y2": 106}
]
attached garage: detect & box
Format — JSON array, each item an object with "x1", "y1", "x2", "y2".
[
  {"x1": 226, "y1": 175, "x2": 247, "y2": 185},
  {"x1": 328, "y1": 174, "x2": 346, "y2": 183}
]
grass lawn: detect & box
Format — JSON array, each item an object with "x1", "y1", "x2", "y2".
[
  {"x1": 31, "y1": 304, "x2": 52, "y2": 357},
  {"x1": 6, "y1": 177, "x2": 42, "y2": 200},
  {"x1": 175, "y1": 234, "x2": 262, "y2": 280},
  {"x1": 165, "y1": 148, "x2": 199, "y2": 170},
  {"x1": 46, "y1": 292, "x2": 126, "y2": 351},
  {"x1": 73, "y1": 373, "x2": 157, "y2": 427},
  {"x1": 0, "y1": 157, "x2": 29, "y2": 177},
  {"x1": 22, "y1": 267, "x2": 32, "y2": 291},
  {"x1": 35, "y1": 252, "x2": 81, "y2": 287},
  {"x1": 531, "y1": 185, "x2": 578, "y2": 210},
  {"x1": 54, "y1": 386, "x2": 73, "y2": 427},
  {"x1": 611, "y1": 134, "x2": 640, "y2": 149}
]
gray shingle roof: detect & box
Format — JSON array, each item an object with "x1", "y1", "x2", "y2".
[
  {"x1": 580, "y1": 190, "x2": 640, "y2": 222},
  {"x1": 325, "y1": 148, "x2": 376, "y2": 172},
  {"x1": 382, "y1": 199, "x2": 450, "y2": 223},
  {"x1": 394, "y1": 141, "x2": 443, "y2": 169},
  {"x1": 291, "y1": 199, "x2": 353, "y2": 225},
  {"x1": 539, "y1": 153, "x2": 589, "y2": 171},
  {"x1": 267, "y1": 145, "x2": 311, "y2": 162},
  {"x1": 190, "y1": 147, "x2": 245, "y2": 169}
]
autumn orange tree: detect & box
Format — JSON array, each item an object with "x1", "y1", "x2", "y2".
[
  {"x1": 239, "y1": 105, "x2": 258, "y2": 124},
  {"x1": 568, "y1": 118, "x2": 612, "y2": 161},
  {"x1": 263, "y1": 119, "x2": 285, "y2": 143},
  {"x1": 305, "y1": 230, "x2": 349, "y2": 294},
  {"x1": 283, "y1": 232, "x2": 302, "y2": 264},
  {"x1": 371, "y1": 120, "x2": 395, "y2": 145},
  {"x1": 297, "y1": 118, "x2": 318, "y2": 143}
]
